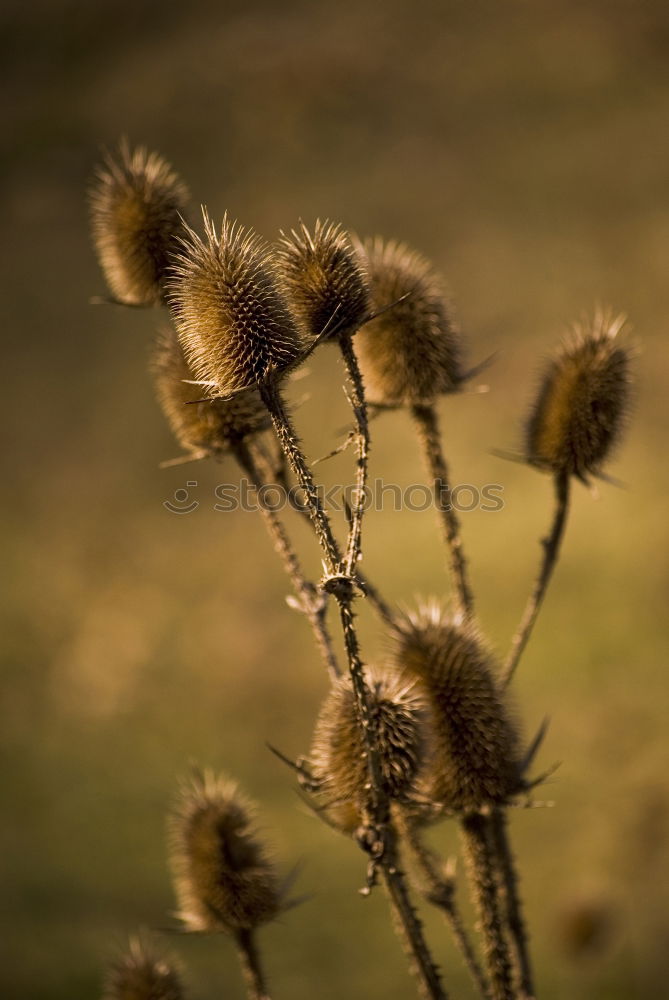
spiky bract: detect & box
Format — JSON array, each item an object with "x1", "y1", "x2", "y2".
[
  {"x1": 169, "y1": 770, "x2": 280, "y2": 933},
  {"x1": 353, "y1": 237, "x2": 463, "y2": 405},
  {"x1": 89, "y1": 142, "x2": 189, "y2": 305},
  {"x1": 525, "y1": 311, "x2": 632, "y2": 482},
  {"x1": 276, "y1": 220, "x2": 370, "y2": 340},
  {"x1": 168, "y1": 213, "x2": 305, "y2": 397},
  {"x1": 308, "y1": 672, "x2": 425, "y2": 834},
  {"x1": 393, "y1": 602, "x2": 521, "y2": 813},
  {"x1": 104, "y1": 935, "x2": 184, "y2": 1000},
  {"x1": 151, "y1": 326, "x2": 271, "y2": 457}
]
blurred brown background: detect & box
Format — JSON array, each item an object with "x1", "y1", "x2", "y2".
[{"x1": 2, "y1": 0, "x2": 668, "y2": 997}]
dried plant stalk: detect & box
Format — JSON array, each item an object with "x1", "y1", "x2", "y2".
[
  {"x1": 489, "y1": 809, "x2": 534, "y2": 1000},
  {"x1": 234, "y1": 928, "x2": 272, "y2": 1000}
]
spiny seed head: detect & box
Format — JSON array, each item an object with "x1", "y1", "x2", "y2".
[
  {"x1": 308, "y1": 672, "x2": 425, "y2": 834},
  {"x1": 168, "y1": 212, "x2": 305, "y2": 397},
  {"x1": 392, "y1": 602, "x2": 521, "y2": 812},
  {"x1": 104, "y1": 935, "x2": 185, "y2": 1000},
  {"x1": 151, "y1": 326, "x2": 271, "y2": 457},
  {"x1": 353, "y1": 237, "x2": 463, "y2": 405},
  {"x1": 276, "y1": 220, "x2": 370, "y2": 340},
  {"x1": 89, "y1": 141, "x2": 189, "y2": 305},
  {"x1": 168, "y1": 770, "x2": 281, "y2": 933},
  {"x1": 525, "y1": 311, "x2": 632, "y2": 482}
]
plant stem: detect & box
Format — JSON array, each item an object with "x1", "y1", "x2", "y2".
[
  {"x1": 502, "y1": 471, "x2": 570, "y2": 687},
  {"x1": 234, "y1": 928, "x2": 271, "y2": 1000},
  {"x1": 410, "y1": 403, "x2": 475, "y2": 621},
  {"x1": 489, "y1": 809, "x2": 535, "y2": 1000},
  {"x1": 338, "y1": 331, "x2": 370, "y2": 576}
]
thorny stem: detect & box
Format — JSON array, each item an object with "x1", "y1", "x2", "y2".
[
  {"x1": 260, "y1": 378, "x2": 446, "y2": 1000},
  {"x1": 410, "y1": 403, "x2": 475, "y2": 622},
  {"x1": 502, "y1": 471, "x2": 571, "y2": 687},
  {"x1": 399, "y1": 813, "x2": 491, "y2": 1000},
  {"x1": 461, "y1": 813, "x2": 515, "y2": 1000},
  {"x1": 338, "y1": 331, "x2": 370, "y2": 577},
  {"x1": 234, "y1": 928, "x2": 271, "y2": 1000},
  {"x1": 489, "y1": 809, "x2": 535, "y2": 1000},
  {"x1": 232, "y1": 438, "x2": 341, "y2": 680}
]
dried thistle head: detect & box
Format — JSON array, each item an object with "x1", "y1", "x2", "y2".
[
  {"x1": 151, "y1": 326, "x2": 271, "y2": 458},
  {"x1": 89, "y1": 141, "x2": 189, "y2": 306},
  {"x1": 104, "y1": 935, "x2": 185, "y2": 1000},
  {"x1": 168, "y1": 212, "x2": 305, "y2": 397},
  {"x1": 525, "y1": 311, "x2": 632, "y2": 483},
  {"x1": 308, "y1": 672, "x2": 425, "y2": 834},
  {"x1": 168, "y1": 770, "x2": 281, "y2": 933},
  {"x1": 353, "y1": 237, "x2": 463, "y2": 405},
  {"x1": 276, "y1": 220, "x2": 370, "y2": 340},
  {"x1": 392, "y1": 602, "x2": 521, "y2": 813}
]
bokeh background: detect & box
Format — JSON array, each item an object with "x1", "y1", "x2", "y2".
[{"x1": 3, "y1": 1, "x2": 668, "y2": 997}]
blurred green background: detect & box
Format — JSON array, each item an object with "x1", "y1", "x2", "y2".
[{"x1": 2, "y1": 0, "x2": 668, "y2": 997}]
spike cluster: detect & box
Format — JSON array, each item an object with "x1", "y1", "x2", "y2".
[
  {"x1": 393, "y1": 603, "x2": 521, "y2": 812},
  {"x1": 353, "y1": 237, "x2": 463, "y2": 405},
  {"x1": 276, "y1": 220, "x2": 370, "y2": 340},
  {"x1": 104, "y1": 936, "x2": 185, "y2": 1000},
  {"x1": 168, "y1": 213, "x2": 305, "y2": 398},
  {"x1": 525, "y1": 311, "x2": 632, "y2": 482},
  {"x1": 168, "y1": 770, "x2": 281, "y2": 933},
  {"x1": 89, "y1": 142, "x2": 189, "y2": 305}
]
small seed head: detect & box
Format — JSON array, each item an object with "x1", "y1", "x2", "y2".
[
  {"x1": 168, "y1": 770, "x2": 281, "y2": 933},
  {"x1": 525, "y1": 311, "x2": 632, "y2": 482},
  {"x1": 104, "y1": 935, "x2": 185, "y2": 1000},
  {"x1": 276, "y1": 220, "x2": 370, "y2": 340},
  {"x1": 168, "y1": 212, "x2": 305, "y2": 397},
  {"x1": 392, "y1": 602, "x2": 521, "y2": 812},
  {"x1": 151, "y1": 326, "x2": 271, "y2": 457},
  {"x1": 89, "y1": 141, "x2": 189, "y2": 305},
  {"x1": 353, "y1": 237, "x2": 463, "y2": 405}
]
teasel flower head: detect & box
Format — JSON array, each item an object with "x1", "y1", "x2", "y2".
[
  {"x1": 276, "y1": 220, "x2": 370, "y2": 340},
  {"x1": 151, "y1": 326, "x2": 271, "y2": 458},
  {"x1": 168, "y1": 212, "x2": 305, "y2": 398},
  {"x1": 308, "y1": 671, "x2": 426, "y2": 834},
  {"x1": 104, "y1": 934, "x2": 185, "y2": 1000},
  {"x1": 525, "y1": 310, "x2": 632, "y2": 483},
  {"x1": 89, "y1": 141, "x2": 189, "y2": 306},
  {"x1": 353, "y1": 237, "x2": 463, "y2": 405},
  {"x1": 169, "y1": 770, "x2": 282, "y2": 933},
  {"x1": 392, "y1": 601, "x2": 521, "y2": 813}
]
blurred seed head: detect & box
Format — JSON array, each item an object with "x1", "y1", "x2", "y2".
[
  {"x1": 353, "y1": 237, "x2": 463, "y2": 405},
  {"x1": 308, "y1": 672, "x2": 425, "y2": 834},
  {"x1": 392, "y1": 601, "x2": 521, "y2": 812},
  {"x1": 89, "y1": 141, "x2": 189, "y2": 306},
  {"x1": 168, "y1": 770, "x2": 281, "y2": 933},
  {"x1": 168, "y1": 212, "x2": 305, "y2": 397},
  {"x1": 151, "y1": 326, "x2": 271, "y2": 457},
  {"x1": 276, "y1": 220, "x2": 370, "y2": 340},
  {"x1": 525, "y1": 311, "x2": 632, "y2": 482},
  {"x1": 104, "y1": 934, "x2": 185, "y2": 1000}
]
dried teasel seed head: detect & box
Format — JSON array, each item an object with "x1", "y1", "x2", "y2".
[
  {"x1": 151, "y1": 326, "x2": 271, "y2": 458},
  {"x1": 168, "y1": 212, "x2": 305, "y2": 397},
  {"x1": 104, "y1": 934, "x2": 185, "y2": 1000},
  {"x1": 168, "y1": 770, "x2": 281, "y2": 933},
  {"x1": 525, "y1": 311, "x2": 632, "y2": 482},
  {"x1": 276, "y1": 220, "x2": 370, "y2": 340},
  {"x1": 353, "y1": 237, "x2": 463, "y2": 405},
  {"x1": 392, "y1": 602, "x2": 521, "y2": 813},
  {"x1": 89, "y1": 141, "x2": 189, "y2": 306},
  {"x1": 308, "y1": 672, "x2": 425, "y2": 834}
]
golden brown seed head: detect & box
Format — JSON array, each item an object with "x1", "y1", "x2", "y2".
[
  {"x1": 276, "y1": 220, "x2": 370, "y2": 340},
  {"x1": 151, "y1": 326, "x2": 271, "y2": 457},
  {"x1": 89, "y1": 141, "x2": 189, "y2": 305},
  {"x1": 525, "y1": 311, "x2": 632, "y2": 482},
  {"x1": 308, "y1": 673, "x2": 425, "y2": 834},
  {"x1": 168, "y1": 770, "x2": 281, "y2": 933},
  {"x1": 393, "y1": 602, "x2": 521, "y2": 812},
  {"x1": 168, "y1": 212, "x2": 305, "y2": 397},
  {"x1": 104, "y1": 935, "x2": 185, "y2": 1000},
  {"x1": 353, "y1": 237, "x2": 463, "y2": 405}
]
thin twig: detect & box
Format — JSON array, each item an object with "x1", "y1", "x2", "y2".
[
  {"x1": 502, "y1": 471, "x2": 571, "y2": 687},
  {"x1": 234, "y1": 928, "x2": 271, "y2": 1000},
  {"x1": 338, "y1": 331, "x2": 370, "y2": 577},
  {"x1": 410, "y1": 403, "x2": 475, "y2": 621},
  {"x1": 489, "y1": 809, "x2": 535, "y2": 1000}
]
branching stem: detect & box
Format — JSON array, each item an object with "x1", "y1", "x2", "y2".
[
  {"x1": 234, "y1": 928, "x2": 271, "y2": 1000},
  {"x1": 338, "y1": 331, "x2": 370, "y2": 577},
  {"x1": 489, "y1": 808, "x2": 535, "y2": 999}
]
